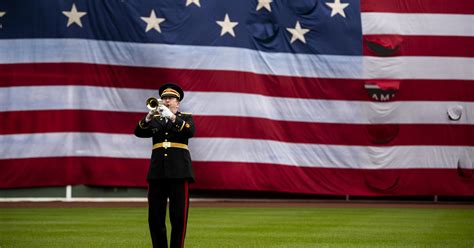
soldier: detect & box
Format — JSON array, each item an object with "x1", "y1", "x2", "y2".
[{"x1": 134, "y1": 83, "x2": 195, "y2": 248}]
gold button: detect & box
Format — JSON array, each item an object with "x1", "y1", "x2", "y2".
[
  {"x1": 165, "y1": 132, "x2": 168, "y2": 135},
  {"x1": 164, "y1": 139, "x2": 167, "y2": 142},
  {"x1": 164, "y1": 154, "x2": 168, "y2": 157}
]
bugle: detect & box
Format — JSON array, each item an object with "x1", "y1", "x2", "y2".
[{"x1": 146, "y1": 97, "x2": 163, "y2": 117}]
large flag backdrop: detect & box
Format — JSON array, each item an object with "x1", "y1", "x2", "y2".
[{"x1": 0, "y1": 0, "x2": 473, "y2": 195}]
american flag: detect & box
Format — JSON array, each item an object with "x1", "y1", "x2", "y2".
[{"x1": 0, "y1": 0, "x2": 473, "y2": 195}]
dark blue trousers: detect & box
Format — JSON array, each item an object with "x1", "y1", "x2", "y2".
[{"x1": 148, "y1": 180, "x2": 189, "y2": 248}]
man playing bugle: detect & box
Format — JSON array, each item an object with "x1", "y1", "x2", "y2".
[{"x1": 134, "y1": 83, "x2": 195, "y2": 248}]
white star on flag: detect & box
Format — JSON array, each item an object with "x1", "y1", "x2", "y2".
[
  {"x1": 216, "y1": 14, "x2": 238, "y2": 37},
  {"x1": 326, "y1": 0, "x2": 350, "y2": 18},
  {"x1": 141, "y1": 10, "x2": 165, "y2": 33},
  {"x1": 286, "y1": 21, "x2": 310, "y2": 44},
  {"x1": 256, "y1": 0, "x2": 272, "y2": 12},
  {"x1": 62, "y1": 3, "x2": 87, "y2": 28},
  {"x1": 186, "y1": 0, "x2": 201, "y2": 7},
  {"x1": 0, "y1": 11, "x2": 5, "y2": 17}
]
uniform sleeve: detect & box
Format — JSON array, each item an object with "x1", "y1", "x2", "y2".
[
  {"x1": 135, "y1": 116, "x2": 168, "y2": 137},
  {"x1": 171, "y1": 114, "x2": 195, "y2": 138},
  {"x1": 134, "y1": 118, "x2": 153, "y2": 138}
]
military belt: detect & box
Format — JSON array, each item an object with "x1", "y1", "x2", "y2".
[{"x1": 153, "y1": 142, "x2": 188, "y2": 150}]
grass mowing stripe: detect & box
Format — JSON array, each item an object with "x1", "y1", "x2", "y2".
[{"x1": 1, "y1": 207, "x2": 473, "y2": 248}]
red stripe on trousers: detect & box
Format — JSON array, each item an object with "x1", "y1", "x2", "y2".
[{"x1": 181, "y1": 181, "x2": 189, "y2": 248}]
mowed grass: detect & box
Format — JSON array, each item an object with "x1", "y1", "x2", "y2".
[{"x1": 1, "y1": 206, "x2": 473, "y2": 248}]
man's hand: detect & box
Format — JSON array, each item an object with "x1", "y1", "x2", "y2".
[
  {"x1": 145, "y1": 109, "x2": 158, "y2": 122},
  {"x1": 159, "y1": 105, "x2": 175, "y2": 120}
]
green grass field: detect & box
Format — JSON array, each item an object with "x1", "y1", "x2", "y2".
[{"x1": 1, "y1": 206, "x2": 473, "y2": 248}]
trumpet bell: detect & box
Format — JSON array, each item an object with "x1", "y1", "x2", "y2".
[{"x1": 146, "y1": 97, "x2": 162, "y2": 110}]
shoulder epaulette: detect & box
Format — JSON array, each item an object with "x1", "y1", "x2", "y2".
[{"x1": 179, "y1": 112, "x2": 192, "y2": 115}]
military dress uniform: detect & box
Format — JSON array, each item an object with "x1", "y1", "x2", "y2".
[{"x1": 134, "y1": 83, "x2": 195, "y2": 248}]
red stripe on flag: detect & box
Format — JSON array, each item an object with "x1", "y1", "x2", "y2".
[
  {"x1": 194, "y1": 116, "x2": 474, "y2": 146},
  {"x1": 1, "y1": 158, "x2": 472, "y2": 196},
  {"x1": 363, "y1": 35, "x2": 474, "y2": 57},
  {"x1": 0, "y1": 110, "x2": 143, "y2": 134},
  {"x1": 1, "y1": 64, "x2": 473, "y2": 101},
  {"x1": 192, "y1": 162, "x2": 474, "y2": 196},
  {"x1": 0, "y1": 157, "x2": 149, "y2": 188},
  {"x1": 1, "y1": 111, "x2": 473, "y2": 146},
  {"x1": 361, "y1": 0, "x2": 474, "y2": 14}
]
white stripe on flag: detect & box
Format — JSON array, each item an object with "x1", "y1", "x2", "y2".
[
  {"x1": 1, "y1": 86, "x2": 473, "y2": 124},
  {"x1": 0, "y1": 133, "x2": 472, "y2": 169},
  {"x1": 1, "y1": 39, "x2": 473, "y2": 80},
  {"x1": 0, "y1": 132, "x2": 150, "y2": 159},
  {"x1": 363, "y1": 56, "x2": 474, "y2": 80},
  {"x1": 362, "y1": 13, "x2": 474, "y2": 36}
]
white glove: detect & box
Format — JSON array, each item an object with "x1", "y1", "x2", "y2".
[
  {"x1": 159, "y1": 105, "x2": 174, "y2": 120},
  {"x1": 145, "y1": 109, "x2": 157, "y2": 122}
]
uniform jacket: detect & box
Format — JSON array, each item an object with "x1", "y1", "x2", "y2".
[{"x1": 134, "y1": 112, "x2": 195, "y2": 182}]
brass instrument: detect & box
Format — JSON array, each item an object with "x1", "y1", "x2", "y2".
[{"x1": 146, "y1": 97, "x2": 163, "y2": 117}]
